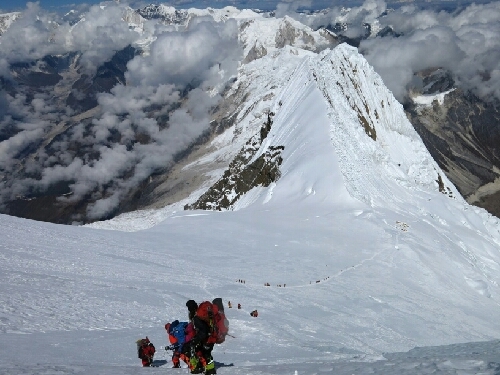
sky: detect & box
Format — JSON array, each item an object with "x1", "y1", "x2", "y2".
[
  {"x1": 1, "y1": 0, "x2": 322, "y2": 13},
  {"x1": 1, "y1": 40, "x2": 500, "y2": 373},
  {"x1": 0, "y1": 0, "x2": 488, "y2": 13}
]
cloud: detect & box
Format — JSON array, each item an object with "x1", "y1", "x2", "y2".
[
  {"x1": 126, "y1": 18, "x2": 240, "y2": 87},
  {"x1": 357, "y1": 1, "x2": 500, "y2": 102},
  {"x1": 80, "y1": 86, "x2": 221, "y2": 220},
  {"x1": 0, "y1": 2, "x2": 140, "y2": 76},
  {"x1": 0, "y1": 3, "x2": 66, "y2": 64},
  {"x1": 0, "y1": 5, "x2": 242, "y2": 221},
  {"x1": 360, "y1": 25, "x2": 465, "y2": 100},
  {"x1": 276, "y1": 0, "x2": 499, "y2": 102},
  {"x1": 0, "y1": 128, "x2": 44, "y2": 172},
  {"x1": 0, "y1": 89, "x2": 66, "y2": 190},
  {"x1": 67, "y1": 4, "x2": 141, "y2": 72},
  {"x1": 278, "y1": 0, "x2": 385, "y2": 36},
  {"x1": 275, "y1": 0, "x2": 313, "y2": 18}
]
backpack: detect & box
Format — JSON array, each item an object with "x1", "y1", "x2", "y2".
[
  {"x1": 168, "y1": 320, "x2": 189, "y2": 346},
  {"x1": 196, "y1": 299, "x2": 229, "y2": 344},
  {"x1": 136, "y1": 337, "x2": 151, "y2": 358}
]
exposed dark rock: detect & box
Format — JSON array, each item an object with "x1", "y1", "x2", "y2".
[
  {"x1": 419, "y1": 68, "x2": 455, "y2": 95},
  {"x1": 376, "y1": 26, "x2": 402, "y2": 38},
  {"x1": 185, "y1": 112, "x2": 285, "y2": 211}
]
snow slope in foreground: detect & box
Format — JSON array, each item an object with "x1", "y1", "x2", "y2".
[
  {"x1": 2, "y1": 43, "x2": 500, "y2": 374},
  {"x1": 1, "y1": 198, "x2": 500, "y2": 375}
]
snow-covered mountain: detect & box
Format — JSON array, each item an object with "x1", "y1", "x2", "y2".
[
  {"x1": 2, "y1": 36, "x2": 500, "y2": 375},
  {"x1": 179, "y1": 43, "x2": 456, "y2": 215},
  {"x1": 0, "y1": 12, "x2": 20, "y2": 35},
  {"x1": 137, "y1": 4, "x2": 245, "y2": 24},
  {"x1": 238, "y1": 15, "x2": 336, "y2": 63},
  {"x1": 0, "y1": 1, "x2": 499, "y2": 226}
]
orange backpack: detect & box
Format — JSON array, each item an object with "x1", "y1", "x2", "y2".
[{"x1": 196, "y1": 300, "x2": 229, "y2": 344}]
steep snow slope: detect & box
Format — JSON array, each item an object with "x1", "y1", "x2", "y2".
[
  {"x1": 180, "y1": 43, "x2": 459, "y2": 215},
  {"x1": 312, "y1": 45, "x2": 460, "y2": 207}
]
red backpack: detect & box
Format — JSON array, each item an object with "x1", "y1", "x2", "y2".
[{"x1": 196, "y1": 300, "x2": 229, "y2": 344}]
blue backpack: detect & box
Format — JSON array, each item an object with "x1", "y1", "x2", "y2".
[{"x1": 168, "y1": 320, "x2": 188, "y2": 347}]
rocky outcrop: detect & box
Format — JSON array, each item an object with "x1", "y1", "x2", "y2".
[{"x1": 185, "y1": 113, "x2": 284, "y2": 211}]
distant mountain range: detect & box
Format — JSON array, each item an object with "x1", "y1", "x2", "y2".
[{"x1": 0, "y1": 3, "x2": 498, "y2": 224}]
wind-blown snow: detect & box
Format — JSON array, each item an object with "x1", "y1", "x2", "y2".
[{"x1": 1, "y1": 36, "x2": 500, "y2": 375}]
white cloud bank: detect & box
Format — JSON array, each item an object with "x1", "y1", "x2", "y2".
[
  {"x1": 0, "y1": 3, "x2": 241, "y2": 220},
  {"x1": 277, "y1": 0, "x2": 499, "y2": 102},
  {"x1": 294, "y1": 0, "x2": 500, "y2": 102}
]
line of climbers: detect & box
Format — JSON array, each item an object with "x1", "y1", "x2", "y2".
[
  {"x1": 227, "y1": 301, "x2": 258, "y2": 317},
  {"x1": 164, "y1": 298, "x2": 229, "y2": 374}
]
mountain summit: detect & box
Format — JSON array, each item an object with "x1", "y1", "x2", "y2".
[{"x1": 134, "y1": 42, "x2": 456, "y2": 218}]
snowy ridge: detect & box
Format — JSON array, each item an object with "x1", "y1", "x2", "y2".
[
  {"x1": 215, "y1": 43, "x2": 460, "y2": 212},
  {"x1": 137, "y1": 4, "x2": 247, "y2": 25},
  {"x1": 190, "y1": 6, "x2": 244, "y2": 22}
]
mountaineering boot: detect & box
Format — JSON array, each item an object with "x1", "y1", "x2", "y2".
[
  {"x1": 190, "y1": 365, "x2": 204, "y2": 374},
  {"x1": 205, "y1": 359, "x2": 216, "y2": 375}
]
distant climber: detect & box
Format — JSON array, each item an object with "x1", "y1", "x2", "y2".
[{"x1": 136, "y1": 337, "x2": 155, "y2": 367}]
